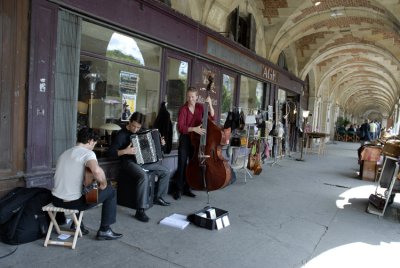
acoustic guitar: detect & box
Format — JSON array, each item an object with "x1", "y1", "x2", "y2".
[{"x1": 83, "y1": 168, "x2": 98, "y2": 204}]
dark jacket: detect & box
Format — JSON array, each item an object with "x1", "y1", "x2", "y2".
[{"x1": 153, "y1": 102, "x2": 173, "y2": 154}]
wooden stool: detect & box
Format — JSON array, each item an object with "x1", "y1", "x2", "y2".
[{"x1": 42, "y1": 203, "x2": 84, "y2": 249}]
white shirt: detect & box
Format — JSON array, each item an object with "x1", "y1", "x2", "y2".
[
  {"x1": 369, "y1": 122, "x2": 377, "y2": 132},
  {"x1": 52, "y1": 145, "x2": 97, "y2": 201}
]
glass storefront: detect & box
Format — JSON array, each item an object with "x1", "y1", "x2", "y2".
[
  {"x1": 53, "y1": 18, "x2": 277, "y2": 161},
  {"x1": 164, "y1": 56, "x2": 189, "y2": 123},
  {"x1": 220, "y1": 73, "x2": 236, "y2": 125},
  {"x1": 78, "y1": 21, "x2": 162, "y2": 152},
  {"x1": 239, "y1": 75, "x2": 263, "y2": 110}
]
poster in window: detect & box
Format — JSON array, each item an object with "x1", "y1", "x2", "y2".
[
  {"x1": 121, "y1": 93, "x2": 136, "y2": 121},
  {"x1": 198, "y1": 67, "x2": 217, "y2": 107},
  {"x1": 120, "y1": 71, "x2": 139, "y2": 94}
]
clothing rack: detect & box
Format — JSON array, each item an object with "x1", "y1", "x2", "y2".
[{"x1": 231, "y1": 106, "x2": 270, "y2": 116}]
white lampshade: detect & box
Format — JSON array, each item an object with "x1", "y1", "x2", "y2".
[
  {"x1": 100, "y1": 123, "x2": 121, "y2": 132},
  {"x1": 302, "y1": 110, "x2": 310, "y2": 118},
  {"x1": 78, "y1": 101, "x2": 88, "y2": 114}
]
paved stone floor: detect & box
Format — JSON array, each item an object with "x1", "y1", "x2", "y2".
[{"x1": 1, "y1": 141, "x2": 399, "y2": 268}]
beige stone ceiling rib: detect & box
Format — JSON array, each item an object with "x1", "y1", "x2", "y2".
[{"x1": 172, "y1": 0, "x2": 400, "y2": 120}]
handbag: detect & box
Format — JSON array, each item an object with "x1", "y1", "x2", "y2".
[
  {"x1": 230, "y1": 136, "x2": 241, "y2": 147},
  {"x1": 368, "y1": 194, "x2": 386, "y2": 210},
  {"x1": 240, "y1": 136, "x2": 247, "y2": 146}
]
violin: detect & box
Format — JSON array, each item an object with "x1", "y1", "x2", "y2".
[{"x1": 186, "y1": 75, "x2": 231, "y2": 191}]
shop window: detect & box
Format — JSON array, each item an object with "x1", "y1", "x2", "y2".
[
  {"x1": 165, "y1": 56, "x2": 189, "y2": 148},
  {"x1": 79, "y1": 21, "x2": 162, "y2": 157},
  {"x1": 81, "y1": 21, "x2": 161, "y2": 70},
  {"x1": 239, "y1": 76, "x2": 263, "y2": 110},
  {"x1": 220, "y1": 74, "x2": 236, "y2": 125}
]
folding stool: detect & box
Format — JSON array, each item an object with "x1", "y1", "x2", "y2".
[{"x1": 42, "y1": 203, "x2": 84, "y2": 249}]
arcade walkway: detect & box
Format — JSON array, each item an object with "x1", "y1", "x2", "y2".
[{"x1": 1, "y1": 142, "x2": 399, "y2": 268}]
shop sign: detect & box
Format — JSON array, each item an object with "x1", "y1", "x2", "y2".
[{"x1": 262, "y1": 66, "x2": 277, "y2": 82}]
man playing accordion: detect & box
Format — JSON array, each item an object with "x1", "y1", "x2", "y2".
[{"x1": 109, "y1": 112, "x2": 171, "y2": 222}]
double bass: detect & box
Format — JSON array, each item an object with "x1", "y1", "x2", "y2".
[{"x1": 186, "y1": 76, "x2": 231, "y2": 192}]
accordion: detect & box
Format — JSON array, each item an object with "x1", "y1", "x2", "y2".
[{"x1": 130, "y1": 129, "x2": 163, "y2": 165}]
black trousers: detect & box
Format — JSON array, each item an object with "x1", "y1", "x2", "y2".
[
  {"x1": 52, "y1": 185, "x2": 117, "y2": 229},
  {"x1": 176, "y1": 134, "x2": 194, "y2": 193},
  {"x1": 120, "y1": 160, "x2": 170, "y2": 209}
]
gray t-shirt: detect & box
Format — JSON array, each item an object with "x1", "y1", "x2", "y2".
[{"x1": 52, "y1": 145, "x2": 97, "y2": 201}]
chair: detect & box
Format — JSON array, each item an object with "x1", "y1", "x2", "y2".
[
  {"x1": 229, "y1": 145, "x2": 252, "y2": 182},
  {"x1": 346, "y1": 131, "x2": 356, "y2": 142},
  {"x1": 336, "y1": 127, "x2": 346, "y2": 141},
  {"x1": 42, "y1": 203, "x2": 83, "y2": 249}
]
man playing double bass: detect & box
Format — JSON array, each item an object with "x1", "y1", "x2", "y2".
[{"x1": 174, "y1": 86, "x2": 214, "y2": 200}]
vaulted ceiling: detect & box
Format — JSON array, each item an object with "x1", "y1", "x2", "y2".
[
  {"x1": 262, "y1": 0, "x2": 400, "y2": 120},
  {"x1": 172, "y1": 0, "x2": 400, "y2": 121}
]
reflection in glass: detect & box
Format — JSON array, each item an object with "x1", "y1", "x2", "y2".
[
  {"x1": 107, "y1": 33, "x2": 145, "y2": 65},
  {"x1": 165, "y1": 57, "x2": 188, "y2": 122},
  {"x1": 81, "y1": 21, "x2": 161, "y2": 69},
  {"x1": 239, "y1": 76, "x2": 263, "y2": 110},
  {"x1": 78, "y1": 55, "x2": 160, "y2": 131},
  {"x1": 220, "y1": 74, "x2": 235, "y2": 125},
  {"x1": 78, "y1": 20, "x2": 163, "y2": 159}
]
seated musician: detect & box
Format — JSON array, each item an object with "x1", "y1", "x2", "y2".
[
  {"x1": 109, "y1": 112, "x2": 171, "y2": 222},
  {"x1": 52, "y1": 127, "x2": 123, "y2": 240},
  {"x1": 174, "y1": 86, "x2": 214, "y2": 200}
]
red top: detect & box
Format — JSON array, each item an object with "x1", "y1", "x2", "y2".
[{"x1": 177, "y1": 102, "x2": 214, "y2": 134}]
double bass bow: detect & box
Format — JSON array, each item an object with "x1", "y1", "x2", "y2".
[{"x1": 186, "y1": 75, "x2": 231, "y2": 193}]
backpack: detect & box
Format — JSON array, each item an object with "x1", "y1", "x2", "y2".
[{"x1": 0, "y1": 187, "x2": 51, "y2": 245}]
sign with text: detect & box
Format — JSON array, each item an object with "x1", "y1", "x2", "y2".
[{"x1": 262, "y1": 66, "x2": 278, "y2": 82}]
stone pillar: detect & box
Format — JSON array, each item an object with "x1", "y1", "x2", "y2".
[
  {"x1": 320, "y1": 100, "x2": 331, "y2": 133},
  {"x1": 395, "y1": 104, "x2": 400, "y2": 135},
  {"x1": 312, "y1": 97, "x2": 322, "y2": 132}
]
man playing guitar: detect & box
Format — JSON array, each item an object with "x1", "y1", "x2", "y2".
[{"x1": 52, "y1": 128, "x2": 122, "y2": 240}]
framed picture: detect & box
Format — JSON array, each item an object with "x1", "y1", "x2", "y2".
[
  {"x1": 119, "y1": 71, "x2": 139, "y2": 94},
  {"x1": 121, "y1": 93, "x2": 136, "y2": 121}
]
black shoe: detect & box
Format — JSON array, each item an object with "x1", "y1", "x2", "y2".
[
  {"x1": 183, "y1": 190, "x2": 196, "y2": 198},
  {"x1": 154, "y1": 197, "x2": 170, "y2": 206},
  {"x1": 70, "y1": 222, "x2": 89, "y2": 235},
  {"x1": 173, "y1": 191, "x2": 182, "y2": 200},
  {"x1": 134, "y1": 209, "x2": 149, "y2": 222},
  {"x1": 96, "y1": 228, "x2": 123, "y2": 240}
]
